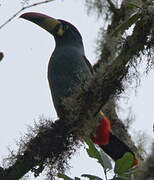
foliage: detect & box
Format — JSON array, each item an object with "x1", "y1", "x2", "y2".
[
  {"x1": 112, "y1": 13, "x2": 141, "y2": 37},
  {"x1": 58, "y1": 138, "x2": 136, "y2": 180},
  {"x1": 0, "y1": 0, "x2": 153, "y2": 179}
]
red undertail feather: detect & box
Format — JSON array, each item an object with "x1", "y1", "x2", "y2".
[
  {"x1": 133, "y1": 156, "x2": 138, "y2": 168},
  {"x1": 90, "y1": 115, "x2": 138, "y2": 168},
  {"x1": 91, "y1": 116, "x2": 110, "y2": 146}
]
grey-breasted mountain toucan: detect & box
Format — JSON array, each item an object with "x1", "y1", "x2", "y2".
[{"x1": 20, "y1": 12, "x2": 138, "y2": 167}]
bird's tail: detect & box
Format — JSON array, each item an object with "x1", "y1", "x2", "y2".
[{"x1": 90, "y1": 112, "x2": 138, "y2": 168}]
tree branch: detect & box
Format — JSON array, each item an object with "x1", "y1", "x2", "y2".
[
  {"x1": 0, "y1": 0, "x2": 55, "y2": 29},
  {"x1": 106, "y1": 0, "x2": 118, "y2": 14},
  {"x1": 0, "y1": 9, "x2": 153, "y2": 179},
  {"x1": 93, "y1": 0, "x2": 153, "y2": 166},
  {"x1": 93, "y1": 0, "x2": 144, "y2": 67}
]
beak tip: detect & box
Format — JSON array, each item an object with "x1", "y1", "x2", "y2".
[
  {"x1": 19, "y1": 12, "x2": 31, "y2": 19},
  {"x1": 19, "y1": 12, "x2": 44, "y2": 23},
  {"x1": 20, "y1": 12, "x2": 37, "y2": 19}
]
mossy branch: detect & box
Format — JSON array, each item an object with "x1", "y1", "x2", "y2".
[{"x1": 0, "y1": 8, "x2": 153, "y2": 179}]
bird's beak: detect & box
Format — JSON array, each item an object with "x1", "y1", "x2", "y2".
[{"x1": 20, "y1": 12, "x2": 63, "y2": 36}]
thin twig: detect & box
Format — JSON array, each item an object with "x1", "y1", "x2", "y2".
[
  {"x1": 0, "y1": 0, "x2": 54, "y2": 29},
  {"x1": 106, "y1": 0, "x2": 118, "y2": 13}
]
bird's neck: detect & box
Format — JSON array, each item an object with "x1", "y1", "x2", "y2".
[
  {"x1": 55, "y1": 41, "x2": 85, "y2": 55},
  {"x1": 55, "y1": 35, "x2": 84, "y2": 49}
]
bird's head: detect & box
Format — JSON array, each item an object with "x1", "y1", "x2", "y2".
[{"x1": 20, "y1": 12, "x2": 83, "y2": 47}]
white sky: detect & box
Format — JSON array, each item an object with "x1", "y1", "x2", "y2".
[{"x1": 0, "y1": 0, "x2": 153, "y2": 179}]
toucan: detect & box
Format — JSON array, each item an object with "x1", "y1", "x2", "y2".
[{"x1": 20, "y1": 12, "x2": 138, "y2": 167}]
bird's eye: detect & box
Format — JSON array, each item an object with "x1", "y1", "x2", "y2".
[{"x1": 63, "y1": 25, "x2": 69, "y2": 31}]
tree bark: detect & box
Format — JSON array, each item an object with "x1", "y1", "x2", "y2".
[{"x1": 0, "y1": 0, "x2": 153, "y2": 179}]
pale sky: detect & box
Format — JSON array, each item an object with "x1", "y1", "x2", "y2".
[{"x1": 0, "y1": 0, "x2": 153, "y2": 179}]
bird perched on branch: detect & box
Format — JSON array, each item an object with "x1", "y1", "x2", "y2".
[{"x1": 20, "y1": 12, "x2": 138, "y2": 166}]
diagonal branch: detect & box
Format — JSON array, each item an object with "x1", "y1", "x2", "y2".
[
  {"x1": 92, "y1": 0, "x2": 153, "y2": 164},
  {"x1": 0, "y1": 10, "x2": 153, "y2": 179},
  {"x1": 94, "y1": 0, "x2": 144, "y2": 67},
  {"x1": 106, "y1": 0, "x2": 118, "y2": 14}
]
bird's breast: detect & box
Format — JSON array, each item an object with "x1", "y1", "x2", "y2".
[{"x1": 48, "y1": 47, "x2": 92, "y2": 113}]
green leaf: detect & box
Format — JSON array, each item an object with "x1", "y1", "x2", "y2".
[
  {"x1": 127, "y1": 3, "x2": 141, "y2": 9},
  {"x1": 58, "y1": 173, "x2": 73, "y2": 180},
  {"x1": 112, "y1": 13, "x2": 141, "y2": 37},
  {"x1": 82, "y1": 174, "x2": 104, "y2": 180},
  {"x1": 84, "y1": 137, "x2": 105, "y2": 169},
  {"x1": 99, "y1": 149, "x2": 112, "y2": 171},
  {"x1": 114, "y1": 152, "x2": 134, "y2": 175}
]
